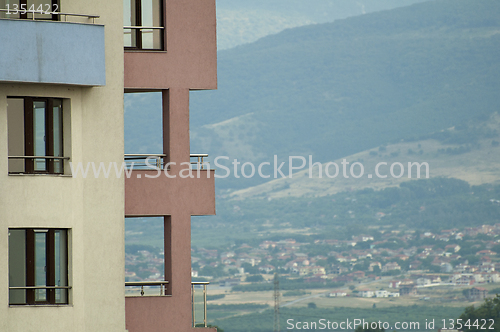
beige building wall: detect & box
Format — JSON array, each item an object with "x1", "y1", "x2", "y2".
[{"x1": 0, "y1": 0, "x2": 125, "y2": 331}]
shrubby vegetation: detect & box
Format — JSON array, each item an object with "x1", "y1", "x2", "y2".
[
  {"x1": 208, "y1": 303, "x2": 269, "y2": 311},
  {"x1": 232, "y1": 277, "x2": 343, "y2": 292},
  {"x1": 459, "y1": 296, "x2": 500, "y2": 332},
  {"x1": 212, "y1": 305, "x2": 463, "y2": 332},
  {"x1": 283, "y1": 290, "x2": 310, "y2": 297}
]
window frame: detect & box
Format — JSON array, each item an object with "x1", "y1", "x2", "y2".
[
  {"x1": 124, "y1": 0, "x2": 165, "y2": 51},
  {"x1": 9, "y1": 228, "x2": 70, "y2": 306},
  {"x1": 7, "y1": 96, "x2": 65, "y2": 175}
]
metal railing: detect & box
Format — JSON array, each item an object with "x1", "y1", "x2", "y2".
[
  {"x1": 8, "y1": 156, "x2": 69, "y2": 160},
  {"x1": 124, "y1": 26, "x2": 165, "y2": 49},
  {"x1": 124, "y1": 154, "x2": 210, "y2": 170},
  {"x1": 124, "y1": 25, "x2": 165, "y2": 30},
  {"x1": 8, "y1": 155, "x2": 68, "y2": 174},
  {"x1": 192, "y1": 281, "x2": 209, "y2": 328},
  {"x1": 190, "y1": 154, "x2": 209, "y2": 170},
  {"x1": 0, "y1": 9, "x2": 99, "y2": 23},
  {"x1": 9, "y1": 286, "x2": 71, "y2": 290},
  {"x1": 125, "y1": 281, "x2": 169, "y2": 296},
  {"x1": 124, "y1": 154, "x2": 166, "y2": 170}
]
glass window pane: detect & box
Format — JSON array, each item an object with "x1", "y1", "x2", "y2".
[
  {"x1": 124, "y1": 0, "x2": 137, "y2": 47},
  {"x1": 33, "y1": 101, "x2": 46, "y2": 171},
  {"x1": 141, "y1": 0, "x2": 161, "y2": 27},
  {"x1": 141, "y1": 0, "x2": 162, "y2": 49},
  {"x1": 124, "y1": 28, "x2": 137, "y2": 48},
  {"x1": 54, "y1": 230, "x2": 68, "y2": 304},
  {"x1": 124, "y1": 0, "x2": 136, "y2": 26},
  {"x1": 53, "y1": 100, "x2": 63, "y2": 173},
  {"x1": 34, "y1": 231, "x2": 47, "y2": 302},
  {"x1": 9, "y1": 229, "x2": 26, "y2": 305},
  {"x1": 0, "y1": 0, "x2": 20, "y2": 19},
  {"x1": 7, "y1": 98, "x2": 25, "y2": 173},
  {"x1": 28, "y1": 0, "x2": 52, "y2": 20},
  {"x1": 141, "y1": 29, "x2": 162, "y2": 50}
]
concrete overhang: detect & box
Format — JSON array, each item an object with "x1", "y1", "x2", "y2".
[{"x1": 0, "y1": 19, "x2": 105, "y2": 86}]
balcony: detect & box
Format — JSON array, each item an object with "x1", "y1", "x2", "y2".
[
  {"x1": 125, "y1": 281, "x2": 213, "y2": 331},
  {"x1": 124, "y1": 154, "x2": 215, "y2": 217},
  {"x1": 0, "y1": 9, "x2": 105, "y2": 86}
]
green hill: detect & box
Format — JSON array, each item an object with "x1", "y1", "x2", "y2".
[
  {"x1": 215, "y1": 0, "x2": 428, "y2": 49},
  {"x1": 231, "y1": 113, "x2": 500, "y2": 200},
  {"x1": 186, "y1": 0, "x2": 500, "y2": 189}
]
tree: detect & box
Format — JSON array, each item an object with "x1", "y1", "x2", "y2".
[
  {"x1": 307, "y1": 302, "x2": 317, "y2": 309},
  {"x1": 459, "y1": 295, "x2": 500, "y2": 332},
  {"x1": 464, "y1": 255, "x2": 480, "y2": 266},
  {"x1": 241, "y1": 263, "x2": 260, "y2": 274},
  {"x1": 245, "y1": 274, "x2": 264, "y2": 282}
]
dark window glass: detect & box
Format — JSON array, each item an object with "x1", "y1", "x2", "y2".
[
  {"x1": 7, "y1": 97, "x2": 64, "y2": 174},
  {"x1": 9, "y1": 229, "x2": 69, "y2": 305}
]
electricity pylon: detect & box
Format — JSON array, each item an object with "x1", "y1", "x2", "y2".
[{"x1": 273, "y1": 272, "x2": 280, "y2": 332}]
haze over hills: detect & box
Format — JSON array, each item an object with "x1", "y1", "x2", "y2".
[
  {"x1": 125, "y1": 0, "x2": 500, "y2": 194},
  {"x1": 124, "y1": 0, "x2": 500, "y2": 228},
  {"x1": 231, "y1": 113, "x2": 500, "y2": 200},
  {"x1": 187, "y1": 0, "x2": 500, "y2": 190},
  {"x1": 123, "y1": 3, "x2": 500, "y2": 326},
  {"x1": 215, "y1": 0, "x2": 428, "y2": 49}
]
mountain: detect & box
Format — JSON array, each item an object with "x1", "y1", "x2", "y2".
[
  {"x1": 186, "y1": 0, "x2": 500, "y2": 189},
  {"x1": 231, "y1": 114, "x2": 500, "y2": 200},
  {"x1": 215, "y1": 0, "x2": 429, "y2": 49},
  {"x1": 125, "y1": 0, "x2": 500, "y2": 193}
]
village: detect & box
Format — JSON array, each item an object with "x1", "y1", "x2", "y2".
[{"x1": 125, "y1": 223, "x2": 500, "y2": 302}]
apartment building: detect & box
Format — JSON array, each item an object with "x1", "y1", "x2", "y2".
[{"x1": 0, "y1": 0, "x2": 217, "y2": 331}]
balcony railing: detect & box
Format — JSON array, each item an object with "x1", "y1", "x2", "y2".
[
  {"x1": 125, "y1": 281, "x2": 210, "y2": 327},
  {"x1": 0, "y1": 9, "x2": 99, "y2": 23},
  {"x1": 124, "y1": 154, "x2": 210, "y2": 170},
  {"x1": 8, "y1": 155, "x2": 69, "y2": 175},
  {"x1": 192, "y1": 281, "x2": 209, "y2": 328},
  {"x1": 124, "y1": 154, "x2": 166, "y2": 170},
  {"x1": 125, "y1": 281, "x2": 169, "y2": 296},
  {"x1": 190, "y1": 154, "x2": 209, "y2": 170}
]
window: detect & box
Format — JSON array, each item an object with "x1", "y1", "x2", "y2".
[
  {"x1": 9, "y1": 229, "x2": 69, "y2": 305},
  {"x1": 0, "y1": 0, "x2": 59, "y2": 20},
  {"x1": 7, "y1": 97, "x2": 65, "y2": 174},
  {"x1": 124, "y1": 0, "x2": 164, "y2": 50}
]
